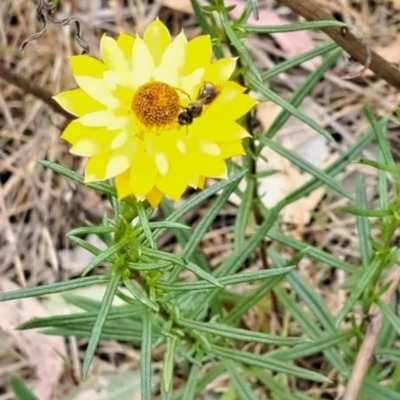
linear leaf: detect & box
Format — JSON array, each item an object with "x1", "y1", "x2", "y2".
[
  {"x1": 377, "y1": 300, "x2": 400, "y2": 334},
  {"x1": 0, "y1": 275, "x2": 108, "y2": 302},
  {"x1": 8, "y1": 376, "x2": 39, "y2": 400},
  {"x1": 181, "y1": 357, "x2": 201, "y2": 400},
  {"x1": 81, "y1": 241, "x2": 125, "y2": 276},
  {"x1": 68, "y1": 236, "x2": 102, "y2": 257},
  {"x1": 243, "y1": 20, "x2": 345, "y2": 33},
  {"x1": 362, "y1": 379, "x2": 400, "y2": 400},
  {"x1": 82, "y1": 272, "x2": 121, "y2": 377},
  {"x1": 211, "y1": 345, "x2": 329, "y2": 383},
  {"x1": 355, "y1": 175, "x2": 373, "y2": 269},
  {"x1": 137, "y1": 201, "x2": 155, "y2": 248},
  {"x1": 123, "y1": 278, "x2": 159, "y2": 312},
  {"x1": 264, "y1": 49, "x2": 341, "y2": 139},
  {"x1": 125, "y1": 260, "x2": 172, "y2": 271},
  {"x1": 158, "y1": 267, "x2": 294, "y2": 291},
  {"x1": 141, "y1": 309, "x2": 153, "y2": 400},
  {"x1": 335, "y1": 256, "x2": 383, "y2": 327},
  {"x1": 37, "y1": 160, "x2": 116, "y2": 196},
  {"x1": 262, "y1": 41, "x2": 337, "y2": 81},
  {"x1": 163, "y1": 335, "x2": 177, "y2": 393},
  {"x1": 178, "y1": 318, "x2": 306, "y2": 346},
  {"x1": 260, "y1": 137, "x2": 350, "y2": 199},
  {"x1": 154, "y1": 170, "x2": 246, "y2": 240},
  {"x1": 247, "y1": 73, "x2": 333, "y2": 141},
  {"x1": 234, "y1": 179, "x2": 254, "y2": 249},
  {"x1": 148, "y1": 222, "x2": 190, "y2": 230},
  {"x1": 67, "y1": 226, "x2": 115, "y2": 236},
  {"x1": 224, "y1": 360, "x2": 258, "y2": 400},
  {"x1": 339, "y1": 207, "x2": 392, "y2": 218},
  {"x1": 18, "y1": 305, "x2": 144, "y2": 330}
]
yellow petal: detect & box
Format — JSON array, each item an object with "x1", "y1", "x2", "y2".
[
  {"x1": 219, "y1": 140, "x2": 246, "y2": 158},
  {"x1": 85, "y1": 152, "x2": 130, "y2": 182},
  {"x1": 197, "y1": 176, "x2": 206, "y2": 189},
  {"x1": 194, "y1": 153, "x2": 227, "y2": 178},
  {"x1": 117, "y1": 33, "x2": 135, "y2": 62},
  {"x1": 62, "y1": 121, "x2": 120, "y2": 156},
  {"x1": 203, "y1": 58, "x2": 237, "y2": 84},
  {"x1": 100, "y1": 35, "x2": 130, "y2": 81},
  {"x1": 115, "y1": 169, "x2": 133, "y2": 200},
  {"x1": 130, "y1": 152, "x2": 158, "y2": 197},
  {"x1": 146, "y1": 186, "x2": 164, "y2": 207},
  {"x1": 53, "y1": 88, "x2": 106, "y2": 116},
  {"x1": 84, "y1": 140, "x2": 143, "y2": 182},
  {"x1": 156, "y1": 170, "x2": 187, "y2": 201},
  {"x1": 190, "y1": 119, "x2": 250, "y2": 142},
  {"x1": 180, "y1": 68, "x2": 205, "y2": 100},
  {"x1": 206, "y1": 93, "x2": 257, "y2": 121},
  {"x1": 131, "y1": 36, "x2": 155, "y2": 88},
  {"x1": 69, "y1": 55, "x2": 106, "y2": 78},
  {"x1": 79, "y1": 110, "x2": 130, "y2": 129},
  {"x1": 144, "y1": 19, "x2": 171, "y2": 66},
  {"x1": 184, "y1": 35, "x2": 212, "y2": 75},
  {"x1": 74, "y1": 75, "x2": 119, "y2": 108},
  {"x1": 155, "y1": 31, "x2": 187, "y2": 87}
]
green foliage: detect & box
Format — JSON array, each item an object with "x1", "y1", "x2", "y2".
[{"x1": 3, "y1": 2, "x2": 400, "y2": 399}]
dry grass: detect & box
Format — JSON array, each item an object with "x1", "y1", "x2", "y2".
[{"x1": 0, "y1": 0, "x2": 399, "y2": 398}]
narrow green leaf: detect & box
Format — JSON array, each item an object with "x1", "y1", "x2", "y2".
[
  {"x1": 234, "y1": 179, "x2": 254, "y2": 249},
  {"x1": 260, "y1": 137, "x2": 350, "y2": 199},
  {"x1": 247, "y1": 73, "x2": 334, "y2": 141},
  {"x1": 67, "y1": 226, "x2": 115, "y2": 236},
  {"x1": 272, "y1": 331, "x2": 353, "y2": 361},
  {"x1": 281, "y1": 125, "x2": 377, "y2": 205},
  {"x1": 82, "y1": 272, "x2": 121, "y2": 377},
  {"x1": 143, "y1": 248, "x2": 222, "y2": 287},
  {"x1": 223, "y1": 276, "x2": 284, "y2": 324},
  {"x1": 137, "y1": 201, "x2": 155, "y2": 248},
  {"x1": 68, "y1": 236, "x2": 102, "y2": 257},
  {"x1": 18, "y1": 305, "x2": 143, "y2": 330},
  {"x1": 154, "y1": 171, "x2": 246, "y2": 240},
  {"x1": 339, "y1": 207, "x2": 392, "y2": 217},
  {"x1": 181, "y1": 356, "x2": 202, "y2": 400},
  {"x1": 376, "y1": 348, "x2": 400, "y2": 363},
  {"x1": 377, "y1": 151, "x2": 389, "y2": 210},
  {"x1": 355, "y1": 175, "x2": 373, "y2": 268},
  {"x1": 125, "y1": 260, "x2": 172, "y2": 271},
  {"x1": 178, "y1": 318, "x2": 306, "y2": 346},
  {"x1": 82, "y1": 241, "x2": 125, "y2": 276},
  {"x1": 123, "y1": 278, "x2": 159, "y2": 312},
  {"x1": 357, "y1": 158, "x2": 400, "y2": 175},
  {"x1": 219, "y1": 11, "x2": 262, "y2": 81},
  {"x1": 362, "y1": 379, "x2": 400, "y2": 400},
  {"x1": 148, "y1": 222, "x2": 190, "y2": 230},
  {"x1": 262, "y1": 41, "x2": 337, "y2": 81},
  {"x1": 158, "y1": 267, "x2": 294, "y2": 291},
  {"x1": 335, "y1": 256, "x2": 383, "y2": 327},
  {"x1": 37, "y1": 160, "x2": 116, "y2": 196},
  {"x1": 183, "y1": 172, "x2": 241, "y2": 260},
  {"x1": 243, "y1": 20, "x2": 345, "y2": 33},
  {"x1": 224, "y1": 360, "x2": 258, "y2": 400},
  {"x1": 364, "y1": 108, "x2": 395, "y2": 172},
  {"x1": 276, "y1": 288, "x2": 348, "y2": 374},
  {"x1": 211, "y1": 345, "x2": 330, "y2": 383},
  {"x1": 8, "y1": 376, "x2": 39, "y2": 400},
  {"x1": 377, "y1": 300, "x2": 400, "y2": 334},
  {"x1": 163, "y1": 335, "x2": 177, "y2": 393},
  {"x1": 0, "y1": 275, "x2": 108, "y2": 302},
  {"x1": 141, "y1": 309, "x2": 153, "y2": 400},
  {"x1": 267, "y1": 229, "x2": 354, "y2": 273}
]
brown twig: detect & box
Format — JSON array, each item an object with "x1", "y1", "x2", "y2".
[
  {"x1": 0, "y1": 63, "x2": 74, "y2": 120},
  {"x1": 275, "y1": 0, "x2": 400, "y2": 88},
  {"x1": 342, "y1": 266, "x2": 400, "y2": 400}
]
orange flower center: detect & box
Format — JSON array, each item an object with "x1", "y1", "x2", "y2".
[{"x1": 131, "y1": 82, "x2": 180, "y2": 129}]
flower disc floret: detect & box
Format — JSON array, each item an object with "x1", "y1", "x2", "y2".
[
  {"x1": 54, "y1": 19, "x2": 257, "y2": 207},
  {"x1": 132, "y1": 82, "x2": 180, "y2": 129}
]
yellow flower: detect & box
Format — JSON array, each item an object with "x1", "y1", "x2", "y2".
[{"x1": 54, "y1": 19, "x2": 257, "y2": 207}]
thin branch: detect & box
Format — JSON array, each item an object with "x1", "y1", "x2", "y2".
[
  {"x1": 342, "y1": 266, "x2": 400, "y2": 400},
  {"x1": 275, "y1": 0, "x2": 400, "y2": 88},
  {"x1": 0, "y1": 63, "x2": 74, "y2": 120}
]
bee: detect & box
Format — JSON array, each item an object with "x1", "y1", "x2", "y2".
[{"x1": 178, "y1": 82, "x2": 218, "y2": 126}]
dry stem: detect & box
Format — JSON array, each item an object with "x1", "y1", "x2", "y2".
[
  {"x1": 342, "y1": 266, "x2": 400, "y2": 400},
  {"x1": 276, "y1": 0, "x2": 400, "y2": 88},
  {"x1": 0, "y1": 63, "x2": 74, "y2": 120}
]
